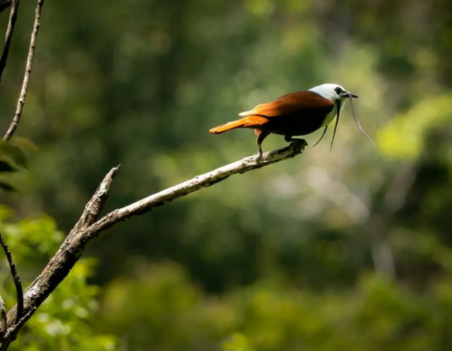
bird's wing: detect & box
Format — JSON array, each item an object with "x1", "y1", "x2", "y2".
[{"x1": 239, "y1": 91, "x2": 334, "y2": 118}]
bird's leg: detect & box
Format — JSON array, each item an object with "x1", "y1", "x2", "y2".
[{"x1": 255, "y1": 129, "x2": 269, "y2": 160}]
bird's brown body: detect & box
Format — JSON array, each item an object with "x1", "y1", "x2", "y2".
[{"x1": 209, "y1": 90, "x2": 335, "y2": 156}]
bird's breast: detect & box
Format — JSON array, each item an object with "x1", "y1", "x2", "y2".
[
  {"x1": 321, "y1": 99, "x2": 344, "y2": 127},
  {"x1": 321, "y1": 107, "x2": 337, "y2": 127}
]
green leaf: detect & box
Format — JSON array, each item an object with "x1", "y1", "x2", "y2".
[
  {"x1": 0, "y1": 160, "x2": 16, "y2": 173},
  {"x1": 10, "y1": 137, "x2": 39, "y2": 152},
  {"x1": 222, "y1": 333, "x2": 254, "y2": 351},
  {"x1": 0, "y1": 141, "x2": 28, "y2": 168},
  {"x1": 0, "y1": 181, "x2": 16, "y2": 192}
]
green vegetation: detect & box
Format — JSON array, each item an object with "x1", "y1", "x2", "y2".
[
  {"x1": 1, "y1": 0, "x2": 452, "y2": 349},
  {"x1": 0, "y1": 207, "x2": 116, "y2": 351}
]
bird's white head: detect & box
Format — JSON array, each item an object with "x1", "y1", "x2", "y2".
[
  {"x1": 309, "y1": 83, "x2": 358, "y2": 105},
  {"x1": 308, "y1": 83, "x2": 374, "y2": 150}
]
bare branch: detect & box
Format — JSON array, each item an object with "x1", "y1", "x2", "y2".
[
  {"x1": 3, "y1": 0, "x2": 45, "y2": 141},
  {"x1": 1, "y1": 165, "x2": 119, "y2": 335},
  {"x1": 0, "y1": 0, "x2": 20, "y2": 82},
  {"x1": 0, "y1": 0, "x2": 11, "y2": 14},
  {"x1": 0, "y1": 295, "x2": 6, "y2": 337},
  {"x1": 0, "y1": 3, "x2": 44, "y2": 348},
  {"x1": 0, "y1": 231, "x2": 23, "y2": 323},
  {"x1": 67, "y1": 165, "x2": 121, "y2": 239},
  {"x1": 0, "y1": 306, "x2": 36, "y2": 351},
  {"x1": 1, "y1": 140, "x2": 307, "y2": 345},
  {"x1": 89, "y1": 140, "x2": 308, "y2": 235}
]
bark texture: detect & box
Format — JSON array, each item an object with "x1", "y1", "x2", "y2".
[{"x1": 0, "y1": 140, "x2": 307, "y2": 350}]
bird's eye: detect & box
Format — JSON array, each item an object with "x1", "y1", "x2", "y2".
[{"x1": 334, "y1": 87, "x2": 343, "y2": 94}]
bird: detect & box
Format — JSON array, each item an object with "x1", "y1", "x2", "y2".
[{"x1": 209, "y1": 83, "x2": 374, "y2": 158}]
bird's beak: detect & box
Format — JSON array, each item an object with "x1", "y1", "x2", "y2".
[{"x1": 346, "y1": 91, "x2": 358, "y2": 99}]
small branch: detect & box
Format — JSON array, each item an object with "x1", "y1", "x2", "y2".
[
  {"x1": 0, "y1": 295, "x2": 6, "y2": 337},
  {"x1": 88, "y1": 140, "x2": 308, "y2": 236},
  {"x1": 2, "y1": 165, "x2": 120, "y2": 331},
  {"x1": 0, "y1": 0, "x2": 11, "y2": 14},
  {"x1": 67, "y1": 165, "x2": 120, "y2": 239},
  {"x1": 3, "y1": 0, "x2": 45, "y2": 141},
  {"x1": 0, "y1": 0, "x2": 20, "y2": 83},
  {"x1": 0, "y1": 231, "x2": 23, "y2": 323},
  {"x1": 1, "y1": 140, "x2": 307, "y2": 347},
  {"x1": 0, "y1": 306, "x2": 36, "y2": 351}
]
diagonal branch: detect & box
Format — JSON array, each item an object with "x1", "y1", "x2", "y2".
[
  {"x1": 89, "y1": 140, "x2": 308, "y2": 236},
  {"x1": 0, "y1": 166, "x2": 119, "y2": 350},
  {"x1": 3, "y1": 0, "x2": 45, "y2": 141},
  {"x1": 0, "y1": 0, "x2": 20, "y2": 83},
  {"x1": 67, "y1": 165, "x2": 121, "y2": 239},
  {"x1": 0, "y1": 231, "x2": 23, "y2": 323},
  {"x1": 1, "y1": 140, "x2": 307, "y2": 347}
]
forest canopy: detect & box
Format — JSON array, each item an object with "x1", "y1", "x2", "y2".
[{"x1": 1, "y1": 0, "x2": 452, "y2": 350}]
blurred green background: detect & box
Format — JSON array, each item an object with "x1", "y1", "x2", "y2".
[{"x1": 1, "y1": 0, "x2": 452, "y2": 350}]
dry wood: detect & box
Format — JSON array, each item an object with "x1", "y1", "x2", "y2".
[
  {"x1": 0, "y1": 231, "x2": 23, "y2": 323},
  {"x1": 0, "y1": 296, "x2": 5, "y2": 337},
  {"x1": 0, "y1": 1, "x2": 45, "y2": 349},
  {"x1": 0, "y1": 140, "x2": 307, "y2": 349},
  {"x1": 3, "y1": 0, "x2": 45, "y2": 141}
]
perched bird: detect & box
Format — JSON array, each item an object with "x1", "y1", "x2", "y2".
[{"x1": 209, "y1": 83, "x2": 374, "y2": 158}]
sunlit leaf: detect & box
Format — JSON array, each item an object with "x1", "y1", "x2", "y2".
[
  {"x1": 377, "y1": 93, "x2": 452, "y2": 160},
  {"x1": 222, "y1": 333, "x2": 254, "y2": 351}
]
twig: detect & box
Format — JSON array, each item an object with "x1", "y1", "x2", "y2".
[
  {"x1": 66, "y1": 165, "x2": 121, "y2": 239},
  {"x1": 1, "y1": 140, "x2": 307, "y2": 344},
  {"x1": 0, "y1": 231, "x2": 23, "y2": 323},
  {"x1": 0, "y1": 0, "x2": 11, "y2": 14},
  {"x1": 0, "y1": 2, "x2": 45, "y2": 334},
  {"x1": 0, "y1": 306, "x2": 36, "y2": 351},
  {"x1": 0, "y1": 295, "x2": 6, "y2": 337},
  {"x1": 3, "y1": 0, "x2": 45, "y2": 141},
  {"x1": 0, "y1": 0, "x2": 20, "y2": 83},
  {"x1": 1, "y1": 165, "x2": 120, "y2": 334}
]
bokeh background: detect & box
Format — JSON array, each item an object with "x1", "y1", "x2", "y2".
[{"x1": 1, "y1": 0, "x2": 452, "y2": 350}]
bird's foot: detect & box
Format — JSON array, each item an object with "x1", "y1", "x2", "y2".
[
  {"x1": 289, "y1": 139, "x2": 308, "y2": 152},
  {"x1": 254, "y1": 151, "x2": 264, "y2": 162}
]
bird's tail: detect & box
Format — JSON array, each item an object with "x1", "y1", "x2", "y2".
[{"x1": 209, "y1": 116, "x2": 268, "y2": 134}]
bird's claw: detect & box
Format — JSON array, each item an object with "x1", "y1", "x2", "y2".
[
  {"x1": 290, "y1": 139, "x2": 308, "y2": 152},
  {"x1": 254, "y1": 153, "x2": 263, "y2": 162}
]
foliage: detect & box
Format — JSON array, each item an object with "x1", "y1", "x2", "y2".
[
  {"x1": 0, "y1": 138, "x2": 33, "y2": 191},
  {"x1": 378, "y1": 93, "x2": 452, "y2": 160},
  {"x1": 99, "y1": 262, "x2": 452, "y2": 351},
  {"x1": 0, "y1": 0, "x2": 452, "y2": 349},
  {"x1": 0, "y1": 206, "x2": 117, "y2": 351}
]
